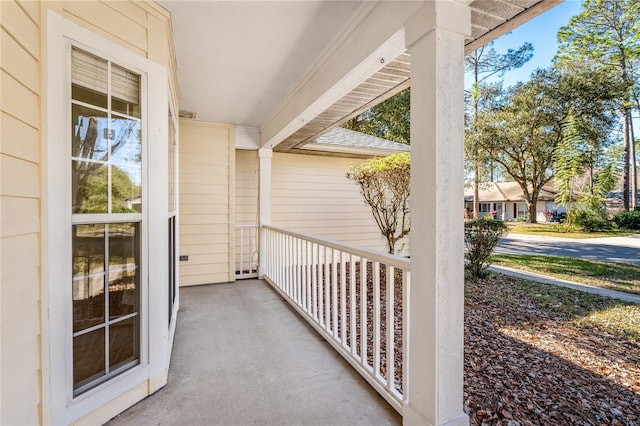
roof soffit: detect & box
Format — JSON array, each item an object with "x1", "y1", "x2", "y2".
[{"x1": 274, "y1": 0, "x2": 562, "y2": 152}]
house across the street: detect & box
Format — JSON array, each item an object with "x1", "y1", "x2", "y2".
[{"x1": 464, "y1": 181, "x2": 566, "y2": 222}]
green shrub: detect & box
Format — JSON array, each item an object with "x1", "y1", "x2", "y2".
[
  {"x1": 573, "y1": 208, "x2": 614, "y2": 232},
  {"x1": 464, "y1": 219, "x2": 508, "y2": 278},
  {"x1": 614, "y1": 208, "x2": 640, "y2": 230}
]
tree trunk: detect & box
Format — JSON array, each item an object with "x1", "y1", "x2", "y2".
[
  {"x1": 623, "y1": 111, "x2": 631, "y2": 210},
  {"x1": 629, "y1": 113, "x2": 637, "y2": 208},
  {"x1": 620, "y1": 55, "x2": 635, "y2": 210},
  {"x1": 386, "y1": 235, "x2": 396, "y2": 255},
  {"x1": 528, "y1": 201, "x2": 537, "y2": 224},
  {"x1": 473, "y1": 164, "x2": 480, "y2": 219}
]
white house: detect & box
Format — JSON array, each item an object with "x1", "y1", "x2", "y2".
[
  {"x1": 465, "y1": 181, "x2": 567, "y2": 222},
  {"x1": 0, "y1": 1, "x2": 562, "y2": 425}
]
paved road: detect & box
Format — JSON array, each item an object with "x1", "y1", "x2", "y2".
[{"x1": 495, "y1": 233, "x2": 640, "y2": 265}]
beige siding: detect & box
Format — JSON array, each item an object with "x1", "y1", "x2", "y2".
[
  {"x1": 179, "y1": 120, "x2": 235, "y2": 286},
  {"x1": 234, "y1": 151, "x2": 409, "y2": 254},
  {"x1": 0, "y1": 1, "x2": 42, "y2": 424},
  {"x1": 235, "y1": 150, "x2": 259, "y2": 224},
  {"x1": 271, "y1": 153, "x2": 393, "y2": 253}
]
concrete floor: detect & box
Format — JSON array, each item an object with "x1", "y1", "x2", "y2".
[{"x1": 108, "y1": 280, "x2": 401, "y2": 426}]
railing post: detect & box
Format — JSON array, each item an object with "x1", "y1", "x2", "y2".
[{"x1": 258, "y1": 148, "x2": 272, "y2": 279}]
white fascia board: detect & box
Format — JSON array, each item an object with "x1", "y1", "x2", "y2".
[
  {"x1": 260, "y1": 1, "x2": 422, "y2": 149},
  {"x1": 235, "y1": 125, "x2": 260, "y2": 150}
]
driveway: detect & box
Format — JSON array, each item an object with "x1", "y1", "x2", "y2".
[{"x1": 495, "y1": 233, "x2": 640, "y2": 265}]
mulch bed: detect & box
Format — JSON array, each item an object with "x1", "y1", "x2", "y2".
[{"x1": 464, "y1": 274, "x2": 640, "y2": 425}]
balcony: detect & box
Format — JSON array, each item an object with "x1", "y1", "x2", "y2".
[{"x1": 108, "y1": 277, "x2": 401, "y2": 425}]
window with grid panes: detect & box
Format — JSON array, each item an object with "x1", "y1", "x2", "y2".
[{"x1": 71, "y1": 48, "x2": 142, "y2": 395}]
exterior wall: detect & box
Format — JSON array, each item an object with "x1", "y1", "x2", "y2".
[
  {"x1": 236, "y1": 150, "x2": 259, "y2": 225},
  {"x1": 1, "y1": 1, "x2": 178, "y2": 424},
  {"x1": 1, "y1": 2, "x2": 43, "y2": 424},
  {"x1": 235, "y1": 150, "x2": 411, "y2": 264},
  {"x1": 270, "y1": 152, "x2": 399, "y2": 254},
  {"x1": 537, "y1": 200, "x2": 567, "y2": 222},
  {"x1": 179, "y1": 120, "x2": 235, "y2": 286}
]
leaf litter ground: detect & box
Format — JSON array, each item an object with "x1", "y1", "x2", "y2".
[{"x1": 464, "y1": 274, "x2": 639, "y2": 425}]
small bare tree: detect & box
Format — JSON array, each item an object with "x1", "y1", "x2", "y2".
[{"x1": 347, "y1": 152, "x2": 410, "y2": 254}]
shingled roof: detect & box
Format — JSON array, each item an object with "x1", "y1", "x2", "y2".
[
  {"x1": 301, "y1": 127, "x2": 410, "y2": 157},
  {"x1": 464, "y1": 182, "x2": 557, "y2": 202}
]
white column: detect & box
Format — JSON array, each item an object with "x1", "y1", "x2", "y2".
[
  {"x1": 258, "y1": 148, "x2": 273, "y2": 278},
  {"x1": 404, "y1": 2, "x2": 470, "y2": 426}
]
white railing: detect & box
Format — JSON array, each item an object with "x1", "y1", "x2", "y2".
[
  {"x1": 262, "y1": 225, "x2": 410, "y2": 413},
  {"x1": 235, "y1": 224, "x2": 259, "y2": 279}
]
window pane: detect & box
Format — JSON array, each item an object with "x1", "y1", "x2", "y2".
[
  {"x1": 73, "y1": 328, "x2": 105, "y2": 388},
  {"x1": 108, "y1": 223, "x2": 139, "y2": 319},
  {"x1": 111, "y1": 64, "x2": 140, "y2": 118},
  {"x1": 73, "y1": 224, "x2": 106, "y2": 332},
  {"x1": 111, "y1": 165, "x2": 141, "y2": 213},
  {"x1": 70, "y1": 48, "x2": 145, "y2": 396},
  {"x1": 110, "y1": 117, "x2": 141, "y2": 166},
  {"x1": 72, "y1": 104, "x2": 109, "y2": 161},
  {"x1": 109, "y1": 316, "x2": 138, "y2": 370},
  {"x1": 72, "y1": 161, "x2": 108, "y2": 213},
  {"x1": 72, "y1": 48, "x2": 108, "y2": 108}
]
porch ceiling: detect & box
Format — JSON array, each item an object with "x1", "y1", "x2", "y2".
[
  {"x1": 158, "y1": 1, "x2": 364, "y2": 126},
  {"x1": 160, "y1": 0, "x2": 561, "y2": 148}
]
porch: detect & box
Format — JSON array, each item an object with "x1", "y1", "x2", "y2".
[{"x1": 107, "y1": 279, "x2": 400, "y2": 425}]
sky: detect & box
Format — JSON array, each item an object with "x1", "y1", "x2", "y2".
[{"x1": 465, "y1": 0, "x2": 583, "y2": 88}]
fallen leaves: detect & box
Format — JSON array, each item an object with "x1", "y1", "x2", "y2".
[{"x1": 464, "y1": 274, "x2": 640, "y2": 425}]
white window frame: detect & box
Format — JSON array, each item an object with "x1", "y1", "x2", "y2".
[
  {"x1": 43, "y1": 11, "x2": 169, "y2": 425},
  {"x1": 167, "y1": 100, "x2": 180, "y2": 349}
]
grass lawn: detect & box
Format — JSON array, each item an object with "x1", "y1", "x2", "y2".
[
  {"x1": 465, "y1": 274, "x2": 640, "y2": 424},
  {"x1": 489, "y1": 254, "x2": 640, "y2": 294},
  {"x1": 506, "y1": 222, "x2": 638, "y2": 239}
]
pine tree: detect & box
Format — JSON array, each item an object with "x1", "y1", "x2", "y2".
[{"x1": 556, "y1": 0, "x2": 640, "y2": 210}]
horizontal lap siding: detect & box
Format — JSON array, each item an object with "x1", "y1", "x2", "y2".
[
  {"x1": 62, "y1": 0, "x2": 147, "y2": 56},
  {"x1": 271, "y1": 153, "x2": 390, "y2": 253},
  {"x1": 179, "y1": 121, "x2": 234, "y2": 286},
  {"x1": 0, "y1": 1, "x2": 41, "y2": 424},
  {"x1": 235, "y1": 150, "x2": 259, "y2": 225}
]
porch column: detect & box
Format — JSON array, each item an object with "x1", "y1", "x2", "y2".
[
  {"x1": 258, "y1": 148, "x2": 272, "y2": 278},
  {"x1": 404, "y1": 2, "x2": 470, "y2": 426}
]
